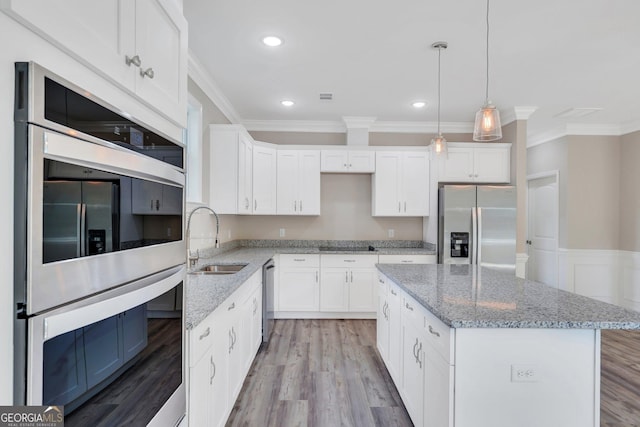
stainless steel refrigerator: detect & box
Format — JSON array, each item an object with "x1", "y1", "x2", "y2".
[
  {"x1": 438, "y1": 185, "x2": 516, "y2": 272},
  {"x1": 43, "y1": 180, "x2": 118, "y2": 263}
]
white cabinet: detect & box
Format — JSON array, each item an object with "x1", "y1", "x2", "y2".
[
  {"x1": 2, "y1": 0, "x2": 187, "y2": 125},
  {"x1": 378, "y1": 254, "x2": 437, "y2": 265},
  {"x1": 377, "y1": 276, "x2": 390, "y2": 361},
  {"x1": 277, "y1": 255, "x2": 320, "y2": 312},
  {"x1": 131, "y1": 180, "x2": 182, "y2": 215},
  {"x1": 401, "y1": 295, "x2": 426, "y2": 426},
  {"x1": 372, "y1": 151, "x2": 430, "y2": 216},
  {"x1": 387, "y1": 281, "x2": 403, "y2": 385},
  {"x1": 276, "y1": 150, "x2": 321, "y2": 215},
  {"x1": 188, "y1": 269, "x2": 262, "y2": 427},
  {"x1": 438, "y1": 144, "x2": 511, "y2": 183},
  {"x1": 251, "y1": 145, "x2": 276, "y2": 214},
  {"x1": 321, "y1": 150, "x2": 375, "y2": 173},
  {"x1": 319, "y1": 255, "x2": 378, "y2": 313},
  {"x1": 237, "y1": 137, "x2": 253, "y2": 214}
]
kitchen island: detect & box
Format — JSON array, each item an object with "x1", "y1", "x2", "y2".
[{"x1": 376, "y1": 263, "x2": 640, "y2": 427}]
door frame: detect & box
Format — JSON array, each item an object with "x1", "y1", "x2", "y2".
[{"x1": 526, "y1": 170, "x2": 560, "y2": 285}]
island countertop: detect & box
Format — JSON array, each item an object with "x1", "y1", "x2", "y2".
[{"x1": 376, "y1": 263, "x2": 640, "y2": 329}]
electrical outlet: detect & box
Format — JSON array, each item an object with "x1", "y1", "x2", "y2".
[
  {"x1": 511, "y1": 364, "x2": 538, "y2": 382},
  {"x1": 388, "y1": 229, "x2": 395, "y2": 238},
  {"x1": 279, "y1": 228, "x2": 286, "y2": 237}
]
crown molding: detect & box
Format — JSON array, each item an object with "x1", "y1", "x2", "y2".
[
  {"x1": 564, "y1": 123, "x2": 621, "y2": 135},
  {"x1": 527, "y1": 122, "x2": 627, "y2": 148},
  {"x1": 188, "y1": 50, "x2": 242, "y2": 124},
  {"x1": 501, "y1": 106, "x2": 538, "y2": 125},
  {"x1": 619, "y1": 119, "x2": 640, "y2": 136},
  {"x1": 243, "y1": 119, "x2": 346, "y2": 133}
]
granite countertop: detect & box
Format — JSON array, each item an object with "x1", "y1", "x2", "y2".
[
  {"x1": 185, "y1": 241, "x2": 436, "y2": 329},
  {"x1": 376, "y1": 264, "x2": 640, "y2": 329}
]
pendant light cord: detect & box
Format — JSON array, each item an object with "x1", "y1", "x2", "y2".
[
  {"x1": 437, "y1": 45, "x2": 442, "y2": 135},
  {"x1": 485, "y1": 0, "x2": 490, "y2": 104}
]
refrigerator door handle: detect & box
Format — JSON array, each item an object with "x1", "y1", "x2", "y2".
[
  {"x1": 477, "y1": 207, "x2": 483, "y2": 266},
  {"x1": 471, "y1": 207, "x2": 478, "y2": 265},
  {"x1": 76, "y1": 203, "x2": 82, "y2": 258},
  {"x1": 80, "y1": 203, "x2": 87, "y2": 257}
]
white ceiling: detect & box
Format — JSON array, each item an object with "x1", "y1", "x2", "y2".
[{"x1": 184, "y1": 0, "x2": 640, "y2": 139}]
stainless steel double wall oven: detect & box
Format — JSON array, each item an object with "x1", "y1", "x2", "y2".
[{"x1": 14, "y1": 62, "x2": 186, "y2": 425}]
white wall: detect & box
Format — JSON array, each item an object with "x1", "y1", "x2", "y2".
[{"x1": 0, "y1": 13, "x2": 183, "y2": 403}]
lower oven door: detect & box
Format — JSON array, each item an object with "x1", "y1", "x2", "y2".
[
  {"x1": 27, "y1": 265, "x2": 186, "y2": 425},
  {"x1": 26, "y1": 125, "x2": 186, "y2": 315}
]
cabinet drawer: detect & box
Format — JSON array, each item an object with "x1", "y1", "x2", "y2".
[
  {"x1": 378, "y1": 254, "x2": 436, "y2": 264},
  {"x1": 189, "y1": 317, "x2": 213, "y2": 367},
  {"x1": 321, "y1": 254, "x2": 378, "y2": 268},
  {"x1": 279, "y1": 254, "x2": 319, "y2": 268},
  {"x1": 401, "y1": 292, "x2": 424, "y2": 327},
  {"x1": 424, "y1": 309, "x2": 454, "y2": 364}
]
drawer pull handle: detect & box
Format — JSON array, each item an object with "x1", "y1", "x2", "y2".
[
  {"x1": 405, "y1": 302, "x2": 413, "y2": 311},
  {"x1": 210, "y1": 356, "x2": 216, "y2": 384},
  {"x1": 199, "y1": 327, "x2": 211, "y2": 340},
  {"x1": 417, "y1": 342, "x2": 423, "y2": 368},
  {"x1": 391, "y1": 289, "x2": 397, "y2": 296},
  {"x1": 401, "y1": 260, "x2": 413, "y2": 263},
  {"x1": 228, "y1": 302, "x2": 235, "y2": 311},
  {"x1": 379, "y1": 278, "x2": 384, "y2": 283},
  {"x1": 428, "y1": 325, "x2": 441, "y2": 337},
  {"x1": 412, "y1": 338, "x2": 419, "y2": 360},
  {"x1": 344, "y1": 260, "x2": 356, "y2": 263},
  {"x1": 293, "y1": 258, "x2": 306, "y2": 262}
]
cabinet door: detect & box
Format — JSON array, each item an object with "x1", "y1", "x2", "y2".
[
  {"x1": 252, "y1": 146, "x2": 277, "y2": 214},
  {"x1": 276, "y1": 151, "x2": 299, "y2": 215},
  {"x1": 401, "y1": 152, "x2": 430, "y2": 216},
  {"x1": 376, "y1": 280, "x2": 389, "y2": 362},
  {"x1": 320, "y1": 268, "x2": 349, "y2": 312},
  {"x1": 42, "y1": 330, "x2": 87, "y2": 406},
  {"x1": 227, "y1": 315, "x2": 244, "y2": 400},
  {"x1": 84, "y1": 315, "x2": 124, "y2": 389},
  {"x1": 298, "y1": 151, "x2": 321, "y2": 215},
  {"x1": 349, "y1": 268, "x2": 377, "y2": 312},
  {"x1": 278, "y1": 268, "x2": 319, "y2": 311},
  {"x1": 237, "y1": 137, "x2": 253, "y2": 214},
  {"x1": 320, "y1": 150, "x2": 348, "y2": 172},
  {"x1": 348, "y1": 151, "x2": 376, "y2": 173},
  {"x1": 424, "y1": 345, "x2": 454, "y2": 427},
  {"x1": 1, "y1": 0, "x2": 136, "y2": 92},
  {"x1": 387, "y1": 285, "x2": 403, "y2": 385},
  {"x1": 439, "y1": 147, "x2": 474, "y2": 182},
  {"x1": 401, "y1": 319, "x2": 425, "y2": 427},
  {"x1": 250, "y1": 287, "x2": 263, "y2": 354},
  {"x1": 474, "y1": 147, "x2": 511, "y2": 183},
  {"x1": 134, "y1": 0, "x2": 188, "y2": 124},
  {"x1": 189, "y1": 349, "x2": 212, "y2": 426},
  {"x1": 210, "y1": 324, "x2": 229, "y2": 427},
  {"x1": 372, "y1": 152, "x2": 401, "y2": 216},
  {"x1": 122, "y1": 304, "x2": 148, "y2": 363},
  {"x1": 131, "y1": 179, "x2": 163, "y2": 214}
]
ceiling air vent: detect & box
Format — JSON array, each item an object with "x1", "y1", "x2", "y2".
[
  {"x1": 554, "y1": 108, "x2": 603, "y2": 119},
  {"x1": 319, "y1": 93, "x2": 333, "y2": 100}
]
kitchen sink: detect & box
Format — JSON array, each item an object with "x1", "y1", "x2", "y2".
[{"x1": 191, "y1": 263, "x2": 248, "y2": 275}]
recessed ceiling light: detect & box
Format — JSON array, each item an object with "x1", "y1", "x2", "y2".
[
  {"x1": 412, "y1": 101, "x2": 427, "y2": 108},
  {"x1": 281, "y1": 100, "x2": 294, "y2": 107},
  {"x1": 262, "y1": 36, "x2": 283, "y2": 47}
]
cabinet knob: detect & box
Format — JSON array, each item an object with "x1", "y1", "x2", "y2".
[
  {"x1": 125, "y1": 55, "x2": 141, "y2": 67},
  {"x1": 140, "y1": 67, "x2": 155, "y2": 79}
]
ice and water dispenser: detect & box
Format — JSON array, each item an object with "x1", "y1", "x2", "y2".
[{"x1": 450, "y1": 232, "x2": 469, "y2": 259}]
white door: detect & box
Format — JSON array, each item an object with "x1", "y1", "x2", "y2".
[
  {"x1": 252, "y1": 146, "x2": 277, "y2": 214},
  {"x1": 320, "y1": 268, "x2": 348, "y2": 311},
  {"x1": 298, "y1": 151, "x2": 321, "y2": 215},
  {"x1": 348, "y1": 151, "x2": 376, "y2": 172},
  {"x1": 438, "y1": 147, "x2": 474, "y2": 182},
  {"x1": 373, "y1": 152, "x2": 401, "y2": 216},
  {"x1": 237, "y1": 137, "x2": 253, "y2": 214},
  {"x1": 402, "y1": 152, "x2": 430, "y2": 216},
  {"x1": 474, "y1": 147, "x2": 510, "y2": 183},
  {"x1": 278, "y1": 268, "x2": 320, "y2": 311},
  {"x1": 320, "y1": 150, "x2": 348, "y2": 172},
  {"x1": 276, "y1": 151, "x2": 299, "y2": 215},
  {"x1": 527, "y1": 175, "x2": 559, "y2": 287},
  {"x1": 349, "y1": 268, "x2": 377, "y2": 312}
]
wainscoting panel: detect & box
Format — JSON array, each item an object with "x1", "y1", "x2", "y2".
[
  {"x1": 621, "y1": 251, "x2": 640, "y2": 312},
  {"x1": 558, "y1": 249, "x2": 620, "y2": 305}
]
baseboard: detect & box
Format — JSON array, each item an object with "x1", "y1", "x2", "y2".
[
  {"x1": 516, "y1": 253, "x2": 529, "y2": 279},
  {"x1": 274, "y1": 312, "x2": 377, "y2": 319}
]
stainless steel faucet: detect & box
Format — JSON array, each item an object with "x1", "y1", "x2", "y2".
[{"x1": 186, "y1": 206, "x2": 220, "y2": 267}]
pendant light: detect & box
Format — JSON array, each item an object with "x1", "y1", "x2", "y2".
[
  {"x1": 431, "y1": 41, "x2": 448, "y2": 156},
  {"x1": 473, "y1": 0, "x2": 502, "y2": 141}
]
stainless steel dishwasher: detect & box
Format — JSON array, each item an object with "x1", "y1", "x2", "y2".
[{"x1": 262, "y1": 259, "x2": 275, "y2": 343}]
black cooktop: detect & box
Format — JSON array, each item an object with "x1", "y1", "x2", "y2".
[{"x1": 318, "y1": 246, "x2": 377, "y2": 252}]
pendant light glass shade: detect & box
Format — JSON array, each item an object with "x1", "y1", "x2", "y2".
[
  {"x1": 473, "y1": 0, "x2": 502, "y2": 142},
  {"x1": 431, "y1": 135, "x2": 448, "y2": 156},
  {"x1": 473, "y1": 102, "x2": 502, "y2": 141}
]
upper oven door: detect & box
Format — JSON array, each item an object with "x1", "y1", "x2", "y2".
[{"x1": 27, "y1": 125, "x2": 185, "y2": 315}]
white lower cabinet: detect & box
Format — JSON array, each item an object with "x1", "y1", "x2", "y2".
[
  {"x1": 320, "y1": 255, "x2": 378, "y2": 313},
  {"x1": 378, "y1": 274, "x2": 454, "y2": 427},
  {"x1": 188, "y1": 269, "x2": 263, "y2": 426},
  {"x1": 277, "y1": 255, "x2": 320, "y2": 312}
]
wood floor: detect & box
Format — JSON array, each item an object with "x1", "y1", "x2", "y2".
[
  {"x1": 601, "y1": 329, "x2": 640, "y2": 426},
  {"x1": 226, "y1": 319, "x2": 412, "y2": 427},
  {"x1": 228, "y1": 320, "x2": 640, "y2": 427},
  {"x1": 65, "y1": 317, "x2": 182, "y2": 427}
]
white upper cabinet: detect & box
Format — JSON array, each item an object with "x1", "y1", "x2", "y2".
[
  {"x1": 276, "y1": 150, "x2": 321, "y2": 215},
  {"x1": 251, "y1": 145, "x2": 277, "y2": 215},
  {"x1": 236, "y1": 137, "x2": 253, "y2": 214},
  {"x1": 372, "y1": 151, "x2": 430, "y2": 216},
  {"x1": 321, "y1": 150, "x2": 375, "y2": 173},
  {"x1": 438, "y1": 143, "x2": 511, "y2": 183},
  {"x1": 210, "y1": 125, "x2": 248, "y2": 214},
  {"x1": 2, "y1": 0, "x2": 188, "y2": 126}
]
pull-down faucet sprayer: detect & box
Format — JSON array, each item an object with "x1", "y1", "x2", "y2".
[{"x1": 186, "y1": 206, "x2": 220, "y2": 267}]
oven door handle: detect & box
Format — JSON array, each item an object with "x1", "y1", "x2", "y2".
[{"x1": 80, "y1": 203, "x2": 87, "y2": 257}]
